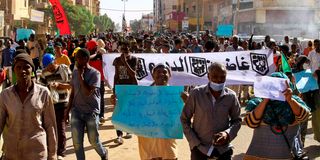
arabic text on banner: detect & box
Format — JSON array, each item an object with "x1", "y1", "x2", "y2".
[
  {"x1": 48, "y1": 0, "x2": 71, "y2": 35},
  {"x1": 112, "y1": 85, "x2": 184, "y2": 139},
  {"x1": 103, "y1": 50, "x2": 276, "y2": 87}
]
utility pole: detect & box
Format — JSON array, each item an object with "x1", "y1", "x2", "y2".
[
  {"x1": 196, "y1": 0, "x2": 199, "y2": 38},
  {"x1": 233, "y1": 0, "x2": 240, "y2": 35},
  {"x1": 122, "y1": 0, "x2": 128, "y2": 33},
  {"x1": 122, "y1": 0, "x2": 128, "y2": 16}
]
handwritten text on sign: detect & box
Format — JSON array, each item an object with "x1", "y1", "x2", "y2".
[
  {"x1": 112, "y1": 85, "x2": 184, "y2": 139},
  {"x1": 103, "y1": 50, "x2": 276, "y2": 87}
]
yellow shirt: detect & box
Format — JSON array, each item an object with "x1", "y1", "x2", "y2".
[{"x1": 55, "y1": 54, "x2": 71, "y2": 67}]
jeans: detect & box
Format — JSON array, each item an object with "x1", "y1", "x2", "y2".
[{"x1": 71, "y1": 109, "x2": 107, "y2": 160}]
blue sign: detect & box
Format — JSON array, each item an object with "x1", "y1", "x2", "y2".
[
  {"x1": 216, "y1": 25, "x2": 234, "y2": 37},
  {"x1": 294, "y1": 69, "x2": 319, "y2": 93},
  {"x1": 112, "y1": 85, "x2": 184, "y2": 139},
  {"x1": 16, "y1": 28, "x2": 35, "y2": 41}
]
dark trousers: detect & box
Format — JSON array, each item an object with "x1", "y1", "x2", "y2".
[
  {"x1": 54, "y1": 103, "x2": 67, "y2": 156},
  {"x1": 191, "y1": 147, "x2": 233, "y2": 160},
  {"x1": 99, "y1": 81, "x2": 105, "y2": 118},
  {"x1": 32, "y1": 58, "x2": 40, "y2": 79}
]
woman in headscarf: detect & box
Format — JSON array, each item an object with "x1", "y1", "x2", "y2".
[
  {"x1": 244, "y1": 72, "x2": 310, "y2": 160},
  {"x1": 0, "y1": 53, "x2": 57, "y2": 160}
]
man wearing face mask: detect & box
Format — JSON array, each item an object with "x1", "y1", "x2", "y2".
[{"x1": 181, "y1": 62, "x2": 242, "y2": 160}]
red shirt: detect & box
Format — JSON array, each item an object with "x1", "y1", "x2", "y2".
[{"x1": 89, "y1": 60, "x2": 105, "y2": 81}]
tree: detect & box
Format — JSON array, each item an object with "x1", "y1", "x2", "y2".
[
  {"x1": 130, "y1": 19, "x2": 141, "y2": 33},
  {"x1": 94, "y1": 14, "x2": 115, "y2": 32},
  {"x1": 44, "y1": 0, "x2": 95, "y2": 35}
]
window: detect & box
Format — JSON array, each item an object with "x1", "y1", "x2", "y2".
[
  {"x1": 172, "y1": 5, "x2": 177, "y2": 10},
  {"x1": 186, "y1": 8, "x2": 189, "y2": 14},
  {"x1": 25, "y1": 0, "x2": 27, "y2": 7},
  {"x1": 209, "y1": 5, "x2": 212, "y2": 11},
  {"x1": 193, "y1": 5, "x2": 196, "y2": 12}
]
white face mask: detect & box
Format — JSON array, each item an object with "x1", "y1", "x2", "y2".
[
  {"x1": 303, "y1": 63, "x2": 310, "y2": 70},
  {"x1": 210, "y1": 82, "x2": 225, "y2": 91}
]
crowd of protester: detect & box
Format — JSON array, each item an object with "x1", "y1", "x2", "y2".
[{"x1": 0, "y1": 30, "x2": 319, "y2": 160}]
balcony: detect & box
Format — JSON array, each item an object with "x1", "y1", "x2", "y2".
[{"x1": 29, "y1": 2, "x2": 49, "y2": 9}]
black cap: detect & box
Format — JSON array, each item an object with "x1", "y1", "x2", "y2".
[{"x1": 14, "y1": 53, "x2": 35, "y2": 71}]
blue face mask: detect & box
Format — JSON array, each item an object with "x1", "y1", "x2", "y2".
[{"x1": 210, "y1": 82, "x2": 225, "y2": 91}]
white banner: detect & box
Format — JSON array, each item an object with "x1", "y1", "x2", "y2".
[
  {"x1": 103, "y1": 50, "x2": 276, "y2": 87},
  {"x1": 30, "y1": 9, "x2": 44, "y2": 23}
]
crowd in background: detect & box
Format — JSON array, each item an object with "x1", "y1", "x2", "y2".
[{"x1": 0, "y1": 30, "x2": 319, "y2": 160}]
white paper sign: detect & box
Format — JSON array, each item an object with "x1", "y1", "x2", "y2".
[
  {"x1": 254, "y1": 76, "x2": 288, "y2": 101},
  {"x1": 103, "y1": 50, "x2": 276, "y2": 87}
]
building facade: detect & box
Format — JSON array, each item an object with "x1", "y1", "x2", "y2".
[
  {"x1": 237, "y1": 0, "x2": 320, "y2": 38},
  {"x1": 76, "y1": 0, "x2": 100, "y2": 16},
  {"x1": 153, "y1": 0, "x2": 180, "y2": 32},
  {"x1": 141, "y1": 13, "x2": 154, "y2": 31}
]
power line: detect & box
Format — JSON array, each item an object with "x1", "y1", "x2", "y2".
[{"x1": 99, "y1": 8, "x2": 153, "y2": 12}]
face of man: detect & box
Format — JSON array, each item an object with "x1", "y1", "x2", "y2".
[
  {"x1": 242, "y1": 41, "x2": 248, "y2": 50},
  {"x1": 14, "y1": 60, "x2": 32, "y2": 84},
  {"x1": 232, "y1": 37, "x2": 238, "y2": 46},
  {"x1": 208, "y1": 66, "x2": 226, "y2": 84},
  {"x1": 161, "y1": 45, "x2": 169, "y2": 53},
  {"x1": 314, "y1": 41, "x2": 320, "y2": 49},
  {"x1": 121, "y1": 44, "x2": 130, "y2": 55},
  {"x1": 152, "y1": 67, "x2": 170, "y2": 86},
  {"x1": 54, "y1": 46, "x2": 62, "y2": 55},
  {"x1": 285, "y1": 36, "x2": 289, "y2": 43},
  {"x1": 192, "y1": 38, "x2": 198, "y2": 45},
  {"x1": 76, "y1": 54, "x2": 89, "y2": 69}
]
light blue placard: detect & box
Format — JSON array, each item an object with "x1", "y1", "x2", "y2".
[
  {"x1": 112, "y1": 85, "x2": 184, "y2": 139},
  {"x1": 16, "y1": 28, "x2": 34, "y2": 41},
  {"x1": 294, "y1": 69, "x2": 319, "y2": 93},
  {"x1": 216, "y1": 25, "x2": 234, "y2": 37}
]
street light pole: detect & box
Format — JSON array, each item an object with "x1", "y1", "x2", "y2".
[
  {"x1": 122, "y1": 0, "x2": 128, "y2": 16},
  {"x1": 122, "y1": 0, "x2": 128, "y2": 33},
  {"x1": 196, "y1": 0, "x2": 199, "y2": 38}
]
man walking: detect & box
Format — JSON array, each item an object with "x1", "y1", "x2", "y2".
[
  {"x1": 181, "y1": 62, "x2": 242, "y2": 160},
  {"x1": 65, "y1": 48, "x2": 108, "y2": 160},
  {"x1": 41, "y1": 53, "x2": 72, "y2": 160}
]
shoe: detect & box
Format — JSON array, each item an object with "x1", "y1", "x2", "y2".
[
  {"x1": 57, "y1": 155, "x2": 64, "y2": 160},
  {"x1": 114, "y1": 137, "x2": 123, "y2": 144},
  {"x1": 124, "y1": 133, "x2": 132, "y2": 139},
  {"x1": 101, "y1": 149, "x2": 108, "y2": 160},
  {"x1": 99, "y1": 117, "x2": 106, "y2": 123}
]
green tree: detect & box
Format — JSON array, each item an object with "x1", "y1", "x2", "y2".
[
  {"x1": 44, "y1": 0, "x2": 95, "y2": 35},
  {"x1": 94, "y1": 14, "x2": 115, "y2": 32},
  {"x1": 130, "y1": 19, "x2": 141, "y2": 33}
]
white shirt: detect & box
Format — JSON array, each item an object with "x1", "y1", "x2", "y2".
[{"x1": 308, "y1": 49, "x2": 320, "y2": 72}]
